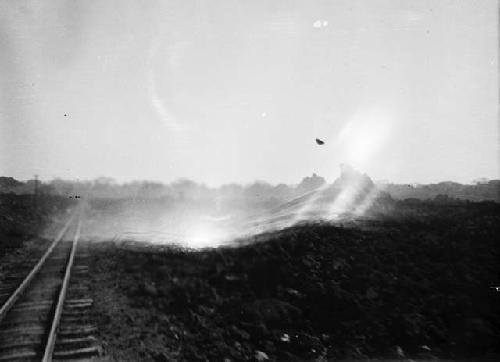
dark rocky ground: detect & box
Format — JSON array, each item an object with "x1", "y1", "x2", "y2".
[
  {"x1": 88, "y1": 200, "x2": 500, "y2": 361},
  {"x1": 0, "y1": 193, "x2": 498, "y2": 361}
]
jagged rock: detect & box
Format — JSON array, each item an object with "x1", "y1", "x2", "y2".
[{"x1": 254, "y1": 350, "x2": 269, "y2": 361}]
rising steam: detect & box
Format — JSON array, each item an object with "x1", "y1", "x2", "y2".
[{"x1": 77, "y1": 108, "x2": 394, "y2": 249}]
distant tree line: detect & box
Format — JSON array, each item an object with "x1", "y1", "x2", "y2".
[{"x1": 1, "y1": 172, "x2": 498, "y2": 203}]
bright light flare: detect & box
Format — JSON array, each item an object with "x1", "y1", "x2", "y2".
[
  {"x1": 184, "y1": 222, "x2": 230, "y2": 249},
  {"x1": 336, "y1": 108, "x2": 393, "y2": 170}
]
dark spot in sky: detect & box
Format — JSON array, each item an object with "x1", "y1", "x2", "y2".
[
  {"x1": 64, "y1": 114, "x2": 68, "y2": 117},
  {"x1": 315, "y1": 138, "x2": 325, "y2": 145}
]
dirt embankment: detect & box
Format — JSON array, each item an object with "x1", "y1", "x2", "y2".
[
  {"x1": 0, "y1": 194, "x2": 75, "y2": 277},
  {"x1": 0, "y1": 194, "x2": 75, "y2": 248},
  {"x1": 89, "y1": 201, "x2": 500, "y2": 361}
]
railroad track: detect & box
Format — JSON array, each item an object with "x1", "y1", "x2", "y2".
[{"x1": 0, "y1": 208, "x2": 100, "y2": 361}]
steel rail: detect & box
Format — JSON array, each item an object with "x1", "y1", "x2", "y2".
[
  {"x1": 42, "y1": 215, "x2": 82, "y2": 362},
  {"x1": 0, "y1": 211, "x2": 76, "y2": 323}
]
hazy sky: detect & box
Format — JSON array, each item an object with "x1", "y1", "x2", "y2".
[{"x1": 0, "y1": 0, "x2": 498, "y2": 185}]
